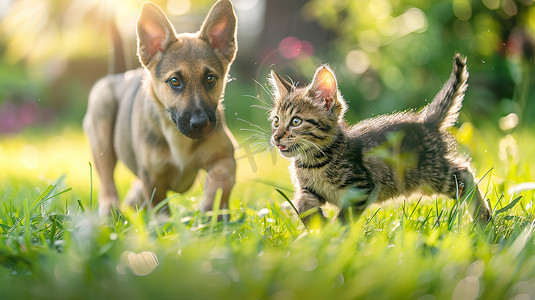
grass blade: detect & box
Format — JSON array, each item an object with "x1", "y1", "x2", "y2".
[
  {"x1": 24, "y1": 199, "x2": 30, "y2": 246},
  {"x1": 275, "y1": 188, "x2": 298, "y2": 215},
  {"x1": 495, "y1": 195, "x2": 523, "y2": 216},
  {"x1": 30, "y1": 185, "x2": 55, "y2": 210},
  {"x1": 77, "y1": 200, "x2": 86, "y2": 213},
  {"x1": 409, "y1": 197, "x2": 423, "y2": 219},
  {"x1": 366, "y1": 208, "x2": 381, "y2": 224}
]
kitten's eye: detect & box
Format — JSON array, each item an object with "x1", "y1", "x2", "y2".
[
  {"x1": 291, "y1": 117, "x2": 302, "y2": 127},
  {"x1": 273, "y1": 117, "x2": 279, "y2": 128},
  {"x1": 206, "y1": 74, "x2": 217, "y2": 85},
  {"x1": 168, "y1": 77, "x2": 182, "y2": 89}
]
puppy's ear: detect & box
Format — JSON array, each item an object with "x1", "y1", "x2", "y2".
[
  {"x1": 136, "y1": 2, "x2": 177, "y2": 66},
  {"x1": 199, "y1": 0, "x2": 238, "y2": 62},
  {"x1": 269, "y1": 71, "x2": 293, "y2": 100},
  {"x1": 308, "y1": 65, "x2": 339, "y2": 110}
]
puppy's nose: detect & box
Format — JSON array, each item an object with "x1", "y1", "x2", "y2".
[{"x1": 190, "y1": 113, "x2": 208, "y2": 130}]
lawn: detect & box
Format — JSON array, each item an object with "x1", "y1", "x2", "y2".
[{"x1": 1, "y1": 124, "x2": 535, "y2": 299}]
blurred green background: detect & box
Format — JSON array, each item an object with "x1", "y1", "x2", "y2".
[{"x1": 0, "y1": 0, "x2": 533, "y2": 134}]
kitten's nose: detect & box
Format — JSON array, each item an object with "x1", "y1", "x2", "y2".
[{"x1": 274, "y1": 131, "x2": 285, "y2": 142}]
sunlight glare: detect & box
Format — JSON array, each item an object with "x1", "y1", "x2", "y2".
[
  {"x1": 167, "y1": 0, "x2": 191, "y2": 16},
  {"x1": 397, "y1": 8, "x2": 428, "y2": 36},
  {"x1": 0, "y1": 0, "x2": 10, "y2": 19},
  {"x1": 21, "y1": 145, "x2": 39, "y2": 169},
  {"x1": 499, "y1": 113, "x2": 519, "y2": 131},
  {"x1": 234, "y1": 0, "x2": 261, "y2": 11},
  {"x1": 279, "y1": 36, "x2": 313, "y2": 59},
  {"x1": 498, "y1": 134, "x2": 519, "y2": 164},
  {"x1": 367, "y1": 0, "x2": 391, "y2": 20},
  {"x1": 346, "y1": 50, "x2": 369, "y2": 74}
]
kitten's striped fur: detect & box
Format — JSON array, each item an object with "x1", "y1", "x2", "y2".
[{"x1": 269, "y1": 54, "x2": 491, "y2": 223}]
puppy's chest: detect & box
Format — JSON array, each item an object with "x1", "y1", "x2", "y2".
[
  {"x1": 160, "y1": 127, "x2": 198, "y2": 162},
  {"x1": 143, "y1": 143, "x2": 200, "y2": 193},
  {"x1": 144, "y1": 126, "x2": 199, "y2": 164}
]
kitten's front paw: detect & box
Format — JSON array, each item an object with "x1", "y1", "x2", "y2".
[{"x1": 300, "y1": 210, "x2": 328, "y2": 228}]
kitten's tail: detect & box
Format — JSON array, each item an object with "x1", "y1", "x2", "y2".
[{"x1": 422, "y1": 54, "x2": 468, "y2": 131}]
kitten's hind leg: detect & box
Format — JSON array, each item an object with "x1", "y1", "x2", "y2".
[
  {"x1": 337, "y1": 186, "x2": 380, "y2": 223},
  {"x1": 452, "y1": 167, "x2": 491, "y2": 222},
  {"x1": 337, "y1": 203, "x2": 367, "y2": 224}
]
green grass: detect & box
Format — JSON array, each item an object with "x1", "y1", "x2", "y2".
[{"x1": 1, "y1": 125, "x2": 535, "y2": 299}]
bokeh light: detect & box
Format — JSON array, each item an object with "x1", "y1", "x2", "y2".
[
  {"x1": 167, "y1": 0, "x2": 191, "y2": 16},
  {"x1": 345, "y1": 50, "x2": 369, "y2": 74},
  {"x1": 279, "y1": 36, "x2": 314, "y2": 60}
]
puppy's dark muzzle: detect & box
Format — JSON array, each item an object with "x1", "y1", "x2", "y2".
[{"x1": 170, "y1": 108, "x2": 216, "y2": 140}]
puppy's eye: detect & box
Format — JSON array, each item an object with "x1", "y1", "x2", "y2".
[
  {"x1": 168, "y1": 77, "x2": 182, "y2": 89},
  {"x1": 291, "y1": 117, "x2": 302, "y2": 127},
  {"x1": 273, "y1": 117, "x2": 279, "y2": 128},
  {"x1": 206, "y1": 74, "x2": 217, "y2": 85}
]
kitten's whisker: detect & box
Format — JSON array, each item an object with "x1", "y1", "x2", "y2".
[
  {"x1": 254, "y1": 142, "x2": 277, "y2": 160},
  {"x1": 237, "y1": 118, "x2": 271, "y2": 133},
  {"x1": 252, "y1": 78, "x2": 274, "y2": 101},
  {"x1": 308, "y1": 141, "x2": 327, "y2": 156},
  {"x1": 239, "y1": 128, "x2": 270, "y2": 136},
  {"x1": 250, "y1": 104, "x2": 271, "y2": 111},
  {"x1": 255, "y1": 144, "x2": 272, "y2": 156},
  {"x1": 243, "y1": 94, "x2": 269, "y2": 107},
  {"x1": 252, "y1": 144, "x2": 265, "y2": 154},
  {"x1": 251, "y1": 139, "x2": 270, "y2": 150},
  {"x1": 299, "y1": 139, "x2": 327, "y2": 158},
  {"x1": 239, "y1": 130, "x2": 269, "y2": 141},
  {"x1": 241, "y1": 136, "x2": 269, "y2": 148},
  {"x1": 295, "y1": 140, "x2": 314, "y2": 162}
]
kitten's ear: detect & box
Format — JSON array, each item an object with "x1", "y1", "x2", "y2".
[
  {"x1": 137, "y1": 2, "x2": 178, "y2": 66},
  {"x1": 269, "y1": 70, "x2": 293, "y2": 99},
  {"x1": 199, "y1": 0, "x2": 238, "y2": 62},
  {"x1": 309, "y1": 65, "x2": 338, "y2": 110}
]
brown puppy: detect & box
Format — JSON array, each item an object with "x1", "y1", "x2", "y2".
[{"x1": 83, "y1": 0, "x2": 238, "y2": 215}]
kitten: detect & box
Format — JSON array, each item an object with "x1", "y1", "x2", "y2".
[{"x1": 268, "y1": 54, "x2": 491, "y2": 223}]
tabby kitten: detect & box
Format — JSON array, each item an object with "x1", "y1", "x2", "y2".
[{"x1": 269, "y1": 54, "x2": 490, "y2": 223}]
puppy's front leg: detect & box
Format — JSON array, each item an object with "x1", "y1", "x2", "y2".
[
  {"x1": 83, "y1": 80, "x2": 120, "y2": 216},
  {"x1": 200, "y1": 157, "x2": 236, "y2": 214},
  {"x1": 125, "y1": 174, "x2": 168, "y2": 212}
]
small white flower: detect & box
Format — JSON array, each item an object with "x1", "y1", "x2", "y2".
[{"x1": 258, "y1": 208, "x2": 270, "y2": 218}]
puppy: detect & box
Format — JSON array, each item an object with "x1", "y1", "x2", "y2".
[{"x1": 83, "y1": 0, "x2": 238, "y2": 215}]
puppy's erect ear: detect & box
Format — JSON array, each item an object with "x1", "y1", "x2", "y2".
[
  {"x1": 309, "y1": 65, "x2": 338, "y2": 110},
  {"x1": 199, "y1": 0, "x2": 238, "y2": 62},
  {"x1": 137, "y1": 2, "x2": 177, "y2": 66},
  {"x1": 269, "y1": 70, "x2": 293, "y2": 100}
]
